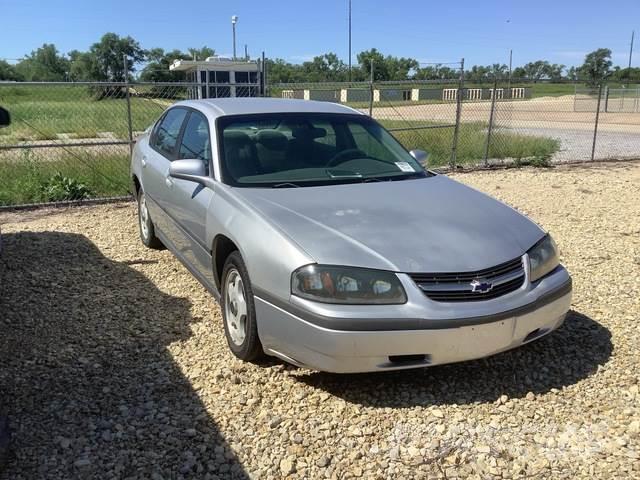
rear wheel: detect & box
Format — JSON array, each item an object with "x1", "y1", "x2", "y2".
[
  {"x1": 137, "y1": 189, "x2": 164, "y2": 249},
  {"x1": 221, "y1": 251, "x2": 263, "y2": 362}
]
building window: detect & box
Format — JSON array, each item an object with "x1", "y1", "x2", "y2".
[{"x1": 235, "y1": 72, "x2": 249, "y2": 83}]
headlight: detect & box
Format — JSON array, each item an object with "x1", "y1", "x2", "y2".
[
  {"x1": 291, "y1": 265, "x2": 407, "y2": 305},
  {"x1": 528, "y1": 235, "x2": 559, "y2": 282}
]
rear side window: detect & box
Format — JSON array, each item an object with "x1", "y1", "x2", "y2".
[
  {"x1": 179, "y1": 112, "x2": 211, "y2": 162},
  {"x1": 151, "y1": 108, "x2": 188, "y2": 158}
]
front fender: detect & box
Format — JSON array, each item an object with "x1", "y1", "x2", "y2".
[{"x1": 206, "y1": 184, "x2": 314, "y2": 301}]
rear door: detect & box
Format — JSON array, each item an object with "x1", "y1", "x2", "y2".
[{"x1": 142, "y1": 107, "x2": 189, "y2": 239}]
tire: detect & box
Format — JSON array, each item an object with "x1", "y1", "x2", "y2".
[
  {"x1": 137, "y1": 189, "x2": 164, "y2": 250},
  {"x1": 221, "y1": 251, "x2": 264, "y2": 362}
]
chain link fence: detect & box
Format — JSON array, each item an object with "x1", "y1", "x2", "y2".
[
  {"x1": 0, "y1": 81, "x2": 236, "y2": 206},
  {"x1": 2, "y1": 69, "x2": 640, "y2": 207}
]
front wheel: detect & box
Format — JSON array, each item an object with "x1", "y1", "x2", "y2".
[{"x1": 221, "y1": 251, "x2": 264, "y2": 362}]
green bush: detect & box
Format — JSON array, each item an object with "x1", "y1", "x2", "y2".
[{"x1": 40, "y1": 173, "x2": 92, "y2": 202}]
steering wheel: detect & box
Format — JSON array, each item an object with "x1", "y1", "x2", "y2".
[{"x1": 326, "y1": 148, "x2": 367, "y2": 167}]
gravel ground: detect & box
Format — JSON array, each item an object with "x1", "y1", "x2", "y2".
[{"x1": 1, "y1": 162, "x2": 639, "y2": 479}]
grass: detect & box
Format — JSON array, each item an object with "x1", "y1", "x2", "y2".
[
  {"x1": 380, "y1": 120, "x2": 559, "y2": 167},
  {"x1": 0, "y1": 150, "x2": 130, "y2": 205},
  {"x1": 0, "y1": 85, "x2": 171, "y2": 144}
]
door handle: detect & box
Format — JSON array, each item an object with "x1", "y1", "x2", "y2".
[
  {"x1": 141, "y1": 155, "x2": 147, "y2": 168},
  {"x1": 165, "y1": 176, "x2": 174, "y2": 188}
]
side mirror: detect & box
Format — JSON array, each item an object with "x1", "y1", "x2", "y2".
[
  {"x1": 169, "y1": 159, "x2": 215, "y2": 189},
  {"x1": 409, "y1": 149, "x2": 430, "y2": 166},
  {"x1": 0, "y1": 107, "x2": 10, "y2": 128}
]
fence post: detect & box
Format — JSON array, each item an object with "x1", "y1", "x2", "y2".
[
  {"x1": 604, "y1": 85, "x2": 609, "y2": 113},
  {"x1": 123, "y1": 54, "x2": 134, "y2": 156},
  {"x1": 261, "y1": 51, "x2": 267, "y2": 97},
  {"x1": 483, "y1": 77, "x2": 498, "y2": 166},
  {"x1": 368, "y1": 60, "x2": 374, "y2": 117},
  {"x1": 450, "y1": 58, "x2": 465, "y2": 169},
  {"x1": 591, "y1": 83, "x2": 603, "y2": 162}
]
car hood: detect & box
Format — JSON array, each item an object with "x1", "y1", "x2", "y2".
[{"x1": 234, "y1": 176, "x2": 545, "y2": 272}]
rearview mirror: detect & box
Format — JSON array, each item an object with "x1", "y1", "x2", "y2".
[
  {"x1": 0, "y1": 107, "x2": 10, "y2": 128},
  {"x1": 409, "y1": 149, "x2": 430, "y2": 166},
  {"x1": 169, "y1": 159, "x2": 215, "y2": 189}
]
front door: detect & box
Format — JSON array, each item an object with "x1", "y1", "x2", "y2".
[{"x1": 168, "y1": 110, "x2": 216, "y2": 287}]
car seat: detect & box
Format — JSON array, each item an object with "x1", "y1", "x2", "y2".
[
  {"x1": 223, "y1": 130, "x2": 261, "y2": 180},
  {"x1": 255, "y1": 130, "x2": 290, "y2": 173}
]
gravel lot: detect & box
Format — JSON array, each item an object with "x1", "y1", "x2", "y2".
[{"x1": 1, "y1": 162, "x2": 639, "y2": 479}]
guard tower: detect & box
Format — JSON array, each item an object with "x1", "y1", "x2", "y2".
[{"x1": 169, "y1": 56, "x2": 262, "y2": 99}]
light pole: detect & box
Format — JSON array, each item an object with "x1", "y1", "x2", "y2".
[
  {"x1": 629, "y1": 30, "x2": 635, "y2": 70},
  {"x1": 231, "y1": 15, "x2": 238, "y2": 60},
  {"x1": 348, "y1": 0, "x2": 352, "y2": 82}
]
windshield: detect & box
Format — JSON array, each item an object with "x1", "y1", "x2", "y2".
[{"x1": 217, "y1": 113, "x2": 429, "y2": 187}]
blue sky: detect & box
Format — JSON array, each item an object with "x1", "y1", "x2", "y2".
[{"x1": 1, "y1": 0, "x2": 638, "y2": 69}]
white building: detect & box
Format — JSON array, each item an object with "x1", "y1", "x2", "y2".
[{"x1": 169, "y1": 56, "x2": 261, "y2": 99}]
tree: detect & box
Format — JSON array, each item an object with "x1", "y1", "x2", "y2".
[
  {"x1": 579, "y1": 48, "x2": 612, "y2": 86},
  {"x1": 188, "y1": 47, "x2": 215, "y2": 61},
  {"x1": 465, "y1": 65, "x2": 491, "y2": 83},
  {"x1": 547, "y1": 63, "x2": 565, "y2": 82},
  {"x1": 264, "y1": 58, "x2": 304, "y2": 84},
  {"x1": 15, "y1": 44, "x2": 70, "y2": 81},
  {"x1": 70, "y1": 33, "x2": 145, "y2": 82},
  {"x1": 384, "y1": 56, "x2": 418, "y2": 81},
  {"x1": 354, "y1": 49, "x2": 418, "y2": 81},
  {"x1": 488, "y1": 63, "x2": 508, "y2": 79},
  {"x1": 511, "y1": 67, "x2": 526, "y2": 80},
  {"x1": 0, "y1": 60, "x2": 23, "y2": 81},
  {"x1": 565, "y1": 66, "x2": 579, "y2": 81},
  {"x1": 139, "y1": 48, "x2": 191, "y2": 82},
  {"x1": 611, "y1": 66, "x2": 640, "y2": 83},
  {"x1": 301, "y1": 53, "x2": 348, "y2": 82},
  {"x1": 356, "y1": 49, "x2": 387, "y2": 81},
  {"x1": 521, "y1": 60, "x2": 551, "y2": 82}
]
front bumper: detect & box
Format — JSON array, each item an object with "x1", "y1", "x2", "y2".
[{"x1": 255, "y1": 266, "x2": 572, "y2": 373}]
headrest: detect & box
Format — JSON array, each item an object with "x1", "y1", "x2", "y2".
[
  {"x1": 223, "y1": 130, "x2": 252, "y2": 147},
  {"x1": 292, "y1": 127, "x2": 326, "y2": 141},
  {"x1": 256, "y1": 130, "x2": 288, "y2": 151}
]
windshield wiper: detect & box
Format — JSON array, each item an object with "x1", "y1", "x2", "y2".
[{"x1": 272, "y1": 182, "x2": 301, "y2": 188}]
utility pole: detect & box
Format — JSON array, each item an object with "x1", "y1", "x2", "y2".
[
  {"x1": 348, "y1": 0, "x2": 352, "y2": 82},
  {"x1": 629, "y1": 30, "x2": 635, "y2": 70},
  {"x1": 244, "y1": 44, "x2": 248, "y2": 61},
  {"x1": 231, "y1": 15, "x2": 238, "y2": 60}
]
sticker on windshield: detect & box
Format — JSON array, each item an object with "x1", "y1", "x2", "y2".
[{"x1": 395, "y1": 162, "x2": 415, "y2": 172}]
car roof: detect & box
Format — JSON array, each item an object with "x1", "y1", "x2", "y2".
[{"x1": 173, "y1": 97, "x2": 364, "y2": 118}]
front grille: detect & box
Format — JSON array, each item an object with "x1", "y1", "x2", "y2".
[{"x1": 409, "y1": 257, "x2": 525, "y2": 302}]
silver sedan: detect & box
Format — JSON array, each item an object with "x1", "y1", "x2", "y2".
[{"x1": 130, "y1": 98, "x2": 572, "y2": 373}]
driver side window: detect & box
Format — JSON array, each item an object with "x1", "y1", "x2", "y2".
[{"x1": 177, "y1": 111, "x2": 211, "y2": 174}]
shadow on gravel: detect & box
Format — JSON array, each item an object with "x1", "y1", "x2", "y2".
[
  {"x1": 296, "y1": 310, "x2": 612, "y2": 408},
  {"x1": 0, "y1": 232, "x2": 247, "y2": 479}
]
